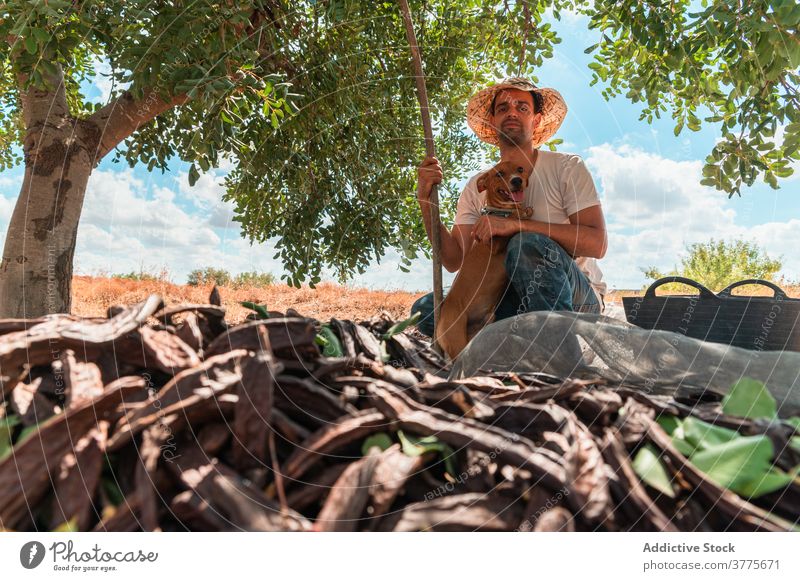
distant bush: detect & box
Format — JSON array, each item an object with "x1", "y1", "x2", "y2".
[
  {"x1": 112, "y1": 267, "x2": 171, "y2": 282},
  {"x1": 187, "y1": 267, "x2": 231, "y2": 286},
  {"x1": 232, "y1": 271, "x2": 276, "y2": 288},
  {"x1": 642, "y1": 239, "x2": 783, "y2": 293},
  {"x1": 186, "y1": 268, "x2": 275, "y2": 287}
]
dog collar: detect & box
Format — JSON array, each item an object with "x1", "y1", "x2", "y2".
[{"x1": 480, "y1": 206, "x2": 513, "y2": 217}]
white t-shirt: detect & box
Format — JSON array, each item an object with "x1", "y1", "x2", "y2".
[{"x1": 453, "y1": 150, "x2": 608, "y2": 303}]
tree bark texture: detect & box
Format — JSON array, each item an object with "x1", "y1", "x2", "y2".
[
  {"x1": 0, "y1": 67, "x2": 96, "y2": 317},
  {"x1": 0, "y1": 65, "x2": 187, "y2": 317}
]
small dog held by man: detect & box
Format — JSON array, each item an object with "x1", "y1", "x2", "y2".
[{"x1": 434, "y1": 161, "x2": 533, "y2": 360}]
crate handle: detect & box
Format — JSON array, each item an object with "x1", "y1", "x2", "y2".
[
  {"x1": 717, "y1": 279, "x2": 788, "y2": 300},
  {"x1": 644, "y1": 277, "x2": 717, "y2": 299}
]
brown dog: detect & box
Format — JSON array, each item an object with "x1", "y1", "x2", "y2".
[{"x1": 435, "y1": 161, "x2": 533, "y2": 360}]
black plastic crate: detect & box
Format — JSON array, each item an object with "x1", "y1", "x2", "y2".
[{"x1": 622, "y1": 277, "x2": 800, "y2": 352}]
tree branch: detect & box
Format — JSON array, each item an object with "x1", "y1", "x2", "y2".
[{"x1": 87, "y1": 87, "x2": 189, "y2": 166}]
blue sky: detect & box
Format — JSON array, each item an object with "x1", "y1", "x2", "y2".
[{"x1": 1, "y1": 8, "x2": 797, "y2": 294}]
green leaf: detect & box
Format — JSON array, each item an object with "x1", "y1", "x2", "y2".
[
  {"x1": 545, "y1": 138, "x2": 563, "y2": 152},
  {"x1": 658, "y1": 408, "x2": 794, "y2": 498},
  {"x1": 736, "y1": 465, "x2": 799, "y2": 498},
  {"x1": 24, "y1": 35, "x2": 37, "y2": 55},
  {"x1": 361, "y1": 433, "x2": 393, "y2": 455},
  {"x1": 656, "y1": 414, "x2": 680, "y2": 435},
  {"x1": 240, "y1": 301, "x2": 270, "y2": 319},
  {"x1": 381, "y1": 311, "x2": 421, "y2": 340},
  {"x1": 722, "y1": 378, "x2": 777, "y2": 420},
  {"x1": 632, "y1": 443, "x2": 676, "y2": 497},
  {"x1": 788, "y1": 418, "x2": 800, "y2": 454},
  {"x1": 672, "y1": 436, "x2": 697, "y2": 457},
  {"x1": 379, "y1": 339, "x2": 391, "y2": 363},
  {"x1": 689, "y1": 435, "x2": 774, "y2": 495},
  {"x1": 682, "y1": 416, "x2": 740, "y2": 451},
  {"x1": 188, "y1": 164, "x2": 200, "y2": 187},
  {"x1": 52, "y1": 518, "x2": 79, "y2": 532},
  {"x1": 658, "y1": 415, "x2": 699, "y2": 456},
  {"x1": 317, "y1": 324, "x2": 343, "y2": 357},
  {"x1": 101, "y1": 475, "x2": 125, "y2": 507},
  {"x1": 32, "y1": 28, "x2": 50, "y2": 44},
  {"x1": 0, "y1": 415, "x2": 22, "y2": 461},
  {"x1": 398, "y1": 430, "x2": 457, "y2": 477}
]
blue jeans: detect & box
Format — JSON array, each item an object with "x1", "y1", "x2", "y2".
[{"x1": 410, "y1": 232, "x2": 603, "y2": 337}]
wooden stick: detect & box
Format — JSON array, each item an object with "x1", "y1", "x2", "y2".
[{"x1": 398, "y1": 0, "x2": 444, "y2": 356}]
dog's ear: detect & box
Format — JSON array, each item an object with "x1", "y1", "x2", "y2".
[{"x1": 476, "y1": 172, "x2": 488, "y2": 193}]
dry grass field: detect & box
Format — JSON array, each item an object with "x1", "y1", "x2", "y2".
[
  {"x1": 71, "y1": 275, "x2": 800, "y2": 325},
  {"x1": 71, "y1": 276, "x2": 423, "y2": 323}
]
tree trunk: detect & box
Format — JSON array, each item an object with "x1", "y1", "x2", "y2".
[
  {"x1": 0, "y1": 128, "x2": 95, "y2": 318},
  {"x1": 0, "y1": 65, "x2": 187, "y2": 318},
  {"x1": 0, "y1": 67, "x2": 98, "y2": 318}
]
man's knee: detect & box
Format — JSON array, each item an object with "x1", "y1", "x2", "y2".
[
  {"x1": 505, "y1": 232, "x2": 563, "y2": 274},
  {"x1": 410, "y1": 293, "x2": 432, "y2": 318},
  {"x1": 410, "y1": 292, "x2": 435, "y2": 336}
]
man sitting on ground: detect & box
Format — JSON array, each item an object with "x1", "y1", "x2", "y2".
[{"x1": 411, "y1": 77, "x2": 608, "y2": 338}]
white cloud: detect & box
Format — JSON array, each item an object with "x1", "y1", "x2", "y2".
[
  {"x1": 0, "y1": 175, "x2": 18, "y2": 188},
  {"x1": 81, "y1": 169, "x2": 220, "y2": 248},
  {"x1": 174, "y1": 167, "x2": 238, "y2": 229},
  {"x1": 71, "y1": 165, "x2": 432, "y2": 288},
  {"x1": 746, "y1": 220, "x2": 800, "y2": 282},
  {"x1": 326, "y1": 247, "x2": 456, "y2": 292},
  {"x1": 74, "y1": 167, "x2": 282, "y2": 282},
  {"x1": 0, "y1": 192, "x2": 15, "y2": 241},
  {"x1": 586, "y1": 143, "x2": 799, "y2": 289},
  {"x1": 588, "y1": 143, "x2": 736, "y2": 232},
  {"x1": 544, "y1": 4, "x2": 591, "y2": 29}
]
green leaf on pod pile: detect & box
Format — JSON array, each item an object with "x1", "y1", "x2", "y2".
[
  {"x1": 632, "y1": 443, "x2": 676, "y2": 498},
  {"x1": 643, "y1": 413, "x2": 799, "y2": 499},
  {"x1": 0, "y1": 415, "x2": 21, "y2": 461},
  {"x1": 398, "y1": 430, "x2": 457, "y2": 478},
  {"x1": 361, "y1": 433, "x2": 393, "y2": 456},
  {"x1": 722, "y1": 378, "x2": 777, "y2": 420},
  {"x1": 690, "y1": 435, "x2": 797, "y2": 497},
  {"x1": 52, "y1": 518, "x2": 78, "y2": 532},
  {"x1": 317, "y1": 324, "x2": 343, "y2": 357},
  {"x1": 381, "y1": 312, "x2": 421, "y2": 340},
  {"x1": 240, "y1": 301, "x2": 270, "y2": 319}
]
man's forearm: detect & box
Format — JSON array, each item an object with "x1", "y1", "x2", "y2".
[
  {"x1": 419, "y1": 201, "x2": 463, "y2": 271},
  {"x1": 519, "y1": 220, "x2": 606, "y2": 258}
]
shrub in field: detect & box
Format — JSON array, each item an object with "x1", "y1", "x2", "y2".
[
  {"x1": 112, "y1": 267, "x2": 171, "y2": 283},
  {"x1": 114, "y1": 272, "x2": 159, "y2": 282},
  {"x1": 232, "y1": 271, "x2": 275, "y2": 288},
  {"x1": 642, "y1": 239, "x2": 783, "y2": 293},
  {"x1": 187, "y1": 267, "x2": 231, "y2": 287}
]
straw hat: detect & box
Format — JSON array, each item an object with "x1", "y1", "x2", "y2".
[{"x1": 466, "y1": 77, "x2": 568, "y2": 147}]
